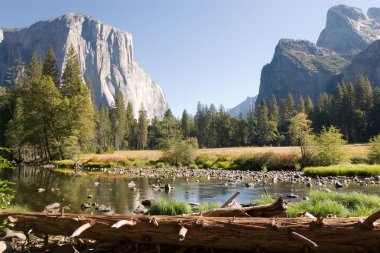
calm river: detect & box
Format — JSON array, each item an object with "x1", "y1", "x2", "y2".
[{"x1": 1, "y1": 166, "x2": 380, "y2": 214}]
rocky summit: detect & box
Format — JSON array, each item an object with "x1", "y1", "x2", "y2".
[
  {"x1": 256, "y1": 39, "x2": 349, "y2": 105},
  {"x1": 255, "y1": 5, "x2": 380, "y2": 108},
  {"x1": 317, "y1": 5, "x2": 380, "y2": 54},
  {"x1": 0, "y1": 13, "x2": 168, "y2": 119}
]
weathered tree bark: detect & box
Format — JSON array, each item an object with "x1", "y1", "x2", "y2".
[
  {"x1": 2, "y1": 211, "x2": 380, "y2": 252},
  {"x1": 200, "y1": 196, "x2": 287, "y2": 217}
]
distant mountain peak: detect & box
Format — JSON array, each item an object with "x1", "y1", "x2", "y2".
[
  {"x1": 227, "y1": 96, "x2": 257, "y2": 119},
  {"x1": 0, "y1": 13, "x2": 168, "y2": 119},
  {"x1": 317, "y1": 5, "x2": 380, "y2": 54}
]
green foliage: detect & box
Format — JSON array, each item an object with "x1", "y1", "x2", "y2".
[
  {"x1": 253, "y1": 195, "x2": 274, "y2": 205},
  {"x1": 51, "y1": 160, "x2": 75, "y2": 168},
  {"x1": 232, "y1": 152, "x2": 299, "y2": 171},
  {"x1": 304, "y1": 164, "x2": 380, "y2": 177},
  {"x1": 368, "y1": 134, "x2": 380, "y2": 164},
  {"x1": 149, "y1": 200, "x2": 191, "y2": 215},
  {"x1": 162, "y1": 138, "x2": 198, "y2": 166},
  {"x1": 109, "y1": 92, "x2": 127, "y2": 150},
  {"x1": 192, "y1": 202, "x2": 220, "y2": 212},
  {"x1": 0, "y1": 180, "x2": 15, "y2": 208},
  {"x1": 314, "y1": 126, "x2": 346, "y2": 166},
  {"x1": 287, "y1": 190, "x2": 380, "y2": 217},
  {"x1": 137, "y1": 107, "x2": 148, "y2": 150}
]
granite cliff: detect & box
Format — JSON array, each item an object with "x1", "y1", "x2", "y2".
[
  {"x1": 256, "y1": 5, "x2": 380, "y2": 108},
  {"x1": 0, "y1": 13, "x2": 168, "y2": 119}
]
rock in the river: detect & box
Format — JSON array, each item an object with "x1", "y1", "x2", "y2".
[
  {"x1": 95, "y1": 204, "x2": 111, "y2": 212},
  {"x1": 287, "y1": 193, "x2": 299, "y2": 199},
  {"x1": 80, "y1": 203, "x2": 92, "y2": 210},
  {"x1": 335, "y1": 181, "x2": 344, "y2": 188},
  {"x1": 0, "y1": 13, "x2": 168, "y2": 119},
  {"x1": 245, "y1": 182, "x2": 255, "y2": 188},
  {"x1": 141, "y1": 199, "x2": 155, "y2": 206},
  {"x1": 127, "y1": 181, "x2": 136, "y2": 188},
  {"x1": 134, "y1": 204, "x2": 148, "y2": 215},
  {"x1": 44, "y1": 202, "x2": 60, "y2": 213}
]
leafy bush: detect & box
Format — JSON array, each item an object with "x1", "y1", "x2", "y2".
[
  {"x1": 162, "y1": 138, "x2": 198, "y2": 166},
  {"x1": 0, "y1": 180, "x2": 15, "y2": 208},
  {"x1": 368, "y1": 135, "x2": 380, "y2": 164},
  {"x1": 232, "y1": 152, "x2": 299, "y2": 171},
  {"x1": 314, "y1": 126, "x2": 346, "y2": 166}
]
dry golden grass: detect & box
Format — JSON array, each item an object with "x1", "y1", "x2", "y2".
[
  {"x1": 77, "y1": 144, "x2": 369, "y2": 162},
  {"x1": 79, "y1": 150, "x2": 163, "y2": 162}
]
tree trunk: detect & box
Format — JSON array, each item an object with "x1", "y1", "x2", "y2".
[{"x1": 2, "y1": 211, "x2": 380, "y2": 252}]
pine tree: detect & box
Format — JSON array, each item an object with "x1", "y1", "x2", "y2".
[
  {"x1": 61, "y1": 45, "x2": 83, "y2": 97},
  {"x1": 305, "y1": 96, "x2": 314, "y2": 115},
  {"x1": 298, "y1": 96, "x2": 305, "y2": 113},
  {"x1": 181, "y1": 110, "x2": 191, "y2": 138},
  {"x1": 60, "y1": 45, "x2": 95, "y2": 153},
  {"x1": 26, "y1": 52, "x2": 43, "y2": 84},
  {"x1": 283, "y1": 92, "x2": 296, "y2": 123},
  {"x1": 42, "y1": 48, "x2": 59, "y2": 87},
  {"x1": 126, "y1": 102, "x2": 136, "y2": 149},
  {"x1": 256, "y1": 99, "x2": 269, "y2": 145},
  {"x1": 96, "y1": 105, "x2": 112, "y2": 152},
  {"x1": 137, "y1": 105, "x2": 148, "y2": 150},
  {"x1": 268, "y1": 95, "x2": 279, "y2": 122},
  {"x1": 110, "y1": 91, "x2": 126, "y2": 150}
]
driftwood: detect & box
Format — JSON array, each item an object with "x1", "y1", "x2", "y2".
[
  {"x1": 2, "y1": 211, "x2": 380, "y2": 252},
  {"x1": 200, "y1": 196, "x2": 287, "y2": 217}
]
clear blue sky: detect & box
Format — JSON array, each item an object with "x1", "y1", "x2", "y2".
[{"x1": 0, "y1": 0, "x2": 379, "y2": 116}]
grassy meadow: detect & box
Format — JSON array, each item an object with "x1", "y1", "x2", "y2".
[{"x1": 76, "y1": 144, "x2": 369, "y2": 163}]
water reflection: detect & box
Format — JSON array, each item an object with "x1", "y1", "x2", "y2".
[{"x1": 1, "y1": 166, "x2": 380, "y2": 214}]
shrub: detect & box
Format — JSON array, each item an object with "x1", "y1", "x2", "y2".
[
  {"x1": 149, "y1": 200, "x2": 191, "y2": 215},
  {"x1": 0, "y1": 180, "x2": 15, "y2": 208},
  {"x1": 155, "y1": 162, "x2": 167, "y2": 168},
  {"x1": 368, "y1": 135, "x2": 380, "y2": 164},
  {"x1": 162, "y1": 138, "x2": 198, "y2": 166},
  {"x1": 314, "y1": 126, "x2": 346, "y2": 166},
  {"x1": 194, "y1": 154, "x2": 214, "y2": 169},
  {"x1": 232, "y1": 152, "x2": 299, "y2": 171}
]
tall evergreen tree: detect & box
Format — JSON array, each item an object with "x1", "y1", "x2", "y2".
[
  {"x1": 305, "y1": 96, "x2": 314, "y2": 115},
  {"x1": 137, "y1": 105, "x2": 148, "y2": 150},
  {"x1": 96, "y1": 105, "x2": 112, "y2": 152},
  {"x1": 60, "y1": 45, "x2": 95, "y2": 152},
  {"x1": 298, "y1": 96, "x2": 305, "y2": 113},
  {"x1": 110, "y1": 91, "x2": 126, "y2": 150},
  {"x1": 42, "y1": 48, "x2": 59, "y2": 87},
  {"x1": 268, "y1": 95, "x2": 279, "y2": 122}
]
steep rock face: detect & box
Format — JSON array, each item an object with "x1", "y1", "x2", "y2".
[
  {"x1": 227, "y1": 96, "x2": 257, "y2": 119},
  {"x1": 256, "y1": 39, "x2": 349, "y2": 106},
  {"x1": 0, "y1": 13, "x2": 168, "y2": 119},
  {"x1": 342, "y1": 40, "x2": 380, "y2": 86},
  {"x1": 317, "y1": 5, "x2": 380, "y2": 54}
]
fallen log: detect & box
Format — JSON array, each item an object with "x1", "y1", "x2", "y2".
[
  {"x1": 200, "y1": 196, "x2": 287, "y2": 217},
  {"x1": 2, "y1": 211, "x2": 380, "y2": 252}
]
